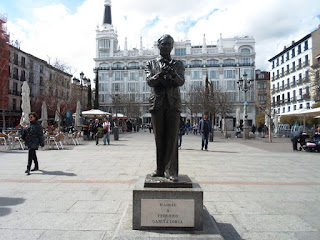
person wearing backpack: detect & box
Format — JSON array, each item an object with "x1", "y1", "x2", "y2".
[{"x1": 199, "y1": 113, "x2": 212, "y2": 151}]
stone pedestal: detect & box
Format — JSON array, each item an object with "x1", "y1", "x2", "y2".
[{"x1": 133, "y1": 175, "x2": 203, "y2": 230}]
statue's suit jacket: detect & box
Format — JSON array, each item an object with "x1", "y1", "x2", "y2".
[{"x1": 145, "y1": 58, "x2": 185, "y2": 112}]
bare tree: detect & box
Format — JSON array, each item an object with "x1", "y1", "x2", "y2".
[
  {"x1": 310, "y1": 61, "x2": 320, "y2": 105},
  {"x1": 185, "y1": 86, "x2": 203, "y2": 124},
  {"x1": 215, "y1": 89, "x2": 233, "y2": 138}
]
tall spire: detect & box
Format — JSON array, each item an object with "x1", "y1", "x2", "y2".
[{"x1": 103, "y1": 0, "x2": 112, "y2": 25}]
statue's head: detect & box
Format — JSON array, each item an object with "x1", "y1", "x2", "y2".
[{"x1": 158, "y1": 34, "x2": 174, "y2": 57}]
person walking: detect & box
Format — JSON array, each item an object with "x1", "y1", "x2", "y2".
[
  {"x1": 102, "y1": 117, "x2": 111, "y2": 145},
  {"x1": 92, "y1": 119, "x2": 102, "y2": 145},
  {"x1": 193, "y1": 122, "x2": 198, "y2": 135},
  {"x1": 252, "y1": 124, "x2": 256, "y2": 134},
  {"x1": 22, "y1": 112, "x2": 44, "y2": 175},
  {"x1": 199, "y1": 113, "x2": 212, "y2": 151},
  {"x1": 178, "y1": 117, "x2": 186, "y2": 149},
  {"x1": 185, "y1": 120, "x2": 190, "y2": 135}
]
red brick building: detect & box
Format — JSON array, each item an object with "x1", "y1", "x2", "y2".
[{"x1": 0, "y1": 14, "x2": 10, "y2": 129}]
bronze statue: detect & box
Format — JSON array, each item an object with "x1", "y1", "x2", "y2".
[{"x1": 145, "y1": 34, "x2": 185, "y2": 181}]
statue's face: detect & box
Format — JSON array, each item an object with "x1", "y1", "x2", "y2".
[{"x1": 158, "y1": 38, "x2": 173, "y2": 57}]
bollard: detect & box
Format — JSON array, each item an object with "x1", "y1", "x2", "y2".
[{"x1": 114, "y1": 127, "x2": 119, "y2": 140}]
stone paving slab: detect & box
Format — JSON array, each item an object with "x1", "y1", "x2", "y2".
[{"x1": 0, "y1": 131, "x2": 320, "y2": 240}]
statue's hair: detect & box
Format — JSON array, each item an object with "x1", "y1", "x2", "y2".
[{"x1": 157, "y1": 34, "x2": 174, "y2": 46}]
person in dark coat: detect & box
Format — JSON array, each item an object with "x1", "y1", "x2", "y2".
[
  {"x1": 22, "y1": 112, "x2": 44, "y2": 175},
  {"x1": 252, "y1": 124, "x2": 256, "y2": 134},
  {"x1": 199, "y1": 113, "x2": 212, "y2": 151},
  {"x1": 290, "y1": 130, "x2": 302, "y2": 151},
  {"x1": 178, "y1": 117, "x2": 185, "y2": 149},
  {"x1": 92, "y1": 119, "x2": 102, "y2": 145}
]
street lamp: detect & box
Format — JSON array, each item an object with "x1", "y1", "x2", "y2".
[
  {"x1": 113, "y1": 94, "x2": 120, "y2": 141},
  {"x1": 237, "y1": 73, "x2": 252, "y2": 140}
]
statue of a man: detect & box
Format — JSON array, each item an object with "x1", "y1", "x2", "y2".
[{"x1": 145, "y1": 34, "x2": 185, "y2": 181}]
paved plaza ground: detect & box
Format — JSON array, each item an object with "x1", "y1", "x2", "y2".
[{"x1": 0, "y1": 130, "x2": 320, "y2": 240}]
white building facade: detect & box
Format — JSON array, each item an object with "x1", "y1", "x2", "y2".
[
  {"x1": 268, "y1": 27, "x2": 320, "y2": 119},
  {"x1": 94, "y1": 0, "x2": 256, "y2": 127}
]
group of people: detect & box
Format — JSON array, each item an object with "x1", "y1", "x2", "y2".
[{"x1": 89, "y1": 118, "x2": 111, "y2": 145}]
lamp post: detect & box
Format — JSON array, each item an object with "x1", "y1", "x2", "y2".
[
  {"x1": 113, "y1": 94, "x2": 120, "y2": 141},
  {"x1": 237, "y1": 73, "x2": 251, "y2": 140}
]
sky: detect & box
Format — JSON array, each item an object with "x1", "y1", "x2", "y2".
[{"x1": 1, "y1": 0, "x2": 320, "y2": 82}]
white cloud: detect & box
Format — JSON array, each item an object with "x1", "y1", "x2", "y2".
[{"x1": 6, "y1": 0, "x2": 320, "y2": 80}]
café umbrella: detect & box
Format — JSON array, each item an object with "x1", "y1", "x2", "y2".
[
  {"x1": 20, "y1": 81, "x2": 31, "y2": 126},
  {"x1": 40, "y1": 101, "x2": 48, "y2": 129},
  {"x1": 75, "y1": 100, "x2": 81, "y2": 127}
]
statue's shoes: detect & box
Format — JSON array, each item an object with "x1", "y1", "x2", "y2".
[
  {"x1": 150, "y1": 171, "x2": 164, "y2": 177},
  {"x1": 169, "y1": 176, "x2": 178, "y2": 182}
]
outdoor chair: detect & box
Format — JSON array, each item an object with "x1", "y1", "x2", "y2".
[
  {"x1": 72, "y1": 132, "x2": 79, "y2": 145},
  {"x1": 48, "y1": 133, "x2": 64, "y2": 150},
  {"x1": 0, "y1": 133, "x2": 10, "y2": 150}
]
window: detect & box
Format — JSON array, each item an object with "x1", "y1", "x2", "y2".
[
  {"x1": 113, "y1": 62, "x2": 124, "y2": 70},
  {"x1": 258, "y1": 74, "x2": 264, "y2": 79},
  {"x1": 99, "y1": 39, "x2": 110, "y2": 49},
  {"x1": 306, "y1": 102, "x2": 310, "y2": 108},
  {"x1": 305, "y1": 55, "x2": 309, "y2": 66},
  {"x1": 281, "y1": 55, "x2": 284, "y2": 64},
  {"x1": 13, "y1": 53, "x2": 18, "y2": 65},
  {"x1": 40, "y1": 65, "x2": 43, "y2": 73},
  {"x1": 224, "y1": 70, "x2": 235, "y2": 78},
  {"x1": 21, "y1": 56, "x2": 26, "y2": 68},
  {"x1": 226, "y1": 80, "x2": 235, "y2": 90},
  {"x1": 128, "y1": 82, "x2": 138, "y2": 92},
  {"x1": 294, "y1": 105, "x2": 296, "y2": 110},
  {"x1": 276, "y1": 58, "x2": 279, "y2": 66},
  {"x1": 292, "y1": 62, "x2": 295, "y2": 71},
  {"x1": 113, "y1": 71, "x2": 124, "y2": 81},
  {"x1": 112, "y1": 82, "x2": 123, "y2": 92},
  {"x1": 211, "y1": 80, "x2": 219, "y2": 89},
  {"x1": 300, "y1": 104, "x2": 303, "y2": 109},
  {"x1": 191, "y1": 60, "x2": 202, "y2": 67},
  {"x1": 223, "y1": 59, "x2": 235, "y2": 66},
  {"x1": 129, "y1": 72, "x2": 139, "y2": 81},
  {"x1": 241, "y1": 58, "x2": 251, "y2": 66},
  {"x1": 128, "y1": 62, "x2": 139, "y2": 69},
  {"x1": 286, "y1": 52, "x2": 289, "y2": 61},
  {"x1": 281, "y1": 67, "x2": 284, "y2": 76},
  {"x1": 298, "y1": 45, "x2": 301, "y2": 54},
  {"x1": 258, "y1": 82, "x2": 266, "y2": 90},
  {"x1": 291, "y1": 48, "x2": 295, "y2": 58},
  {"x1": 283, "y1": 107, "x2": 285, "y2": 113},
  {"x1": 191, "y1": 71, "x2": 202, "y2": 79},
  {"x1": 207, "y1": 59, "x2": 219, "y2": 67},
  {"x1": 208, "y1": 70, "x2": 218, "y2": 79},
  {"x1": 190, "y1": 80, "x2": 202, "y2": 89},
  {"x1": 240, "y1": 48, "x2": 250, "y2": 54},
  {"x1": 304, "y1": 40, "x2": 308, "y2": 50},
  {"x1": 13, "y1": 98, "x2": 17, "y2": 111},
  {"x1": 240, "y1": 69, "x2": 253, "y2": 79},
  {"x1": 99, "y1": 63, "x2": 109, "y2": 69},
  {"x1": 287, "y1": 92, "x2": 290, "y2": 102},
  {"x1": 13, "y1": 68, "x2": 18, "y2": 80},
  {"x1": 288, "y1": 106, "x2": 290, "y2": 112},
  {"x1": 175, "y1": 48, "x2": 186, "y2": 55},
  {"x1": 99, "y1": 52, "x2": 110, "y2": 58}
]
